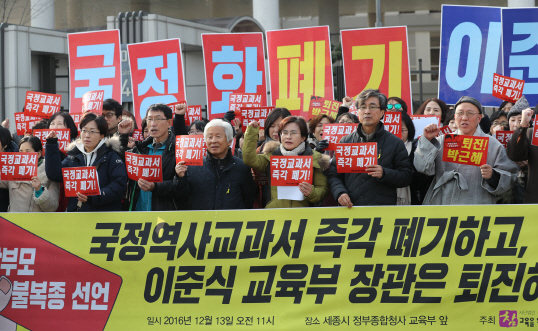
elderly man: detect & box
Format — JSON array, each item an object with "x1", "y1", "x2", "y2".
[
  {"x1": 415, "y1": 96, "x2": 517, "y2": 204},
  {"x1": 327, "y1": 89, "x2": 413, "y2": 207},
  {"x1": 174, "y1": 119, "x2": 256, "y2": 210}
]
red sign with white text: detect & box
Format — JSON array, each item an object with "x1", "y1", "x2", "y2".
[
  {"x1": 532, "y1": 117, "x2": 538, "y2": 147},
  {"x1": 0, "y1": 153, "x2": 38, "y2": 181},
  {"x1": 129, "y1": 39, "x2": 187, "y2": 128},
  {"x1": 0, "y1": 218, "x2": 122, "y2": 331},
  {"x1": 175, "y1": 135, "x2": 206, "y2": 165},
  {"x1": 33, "y1": 129, "x2": 71, "y2": 154},
  {"x1": 68, "y1": 30, "x2": 122, "y2": 113},
  {"x1": 237, "y1": 107, "x2": 273, "y2": 131},
  {"x1": 24, "y1": 91, "x2": 62, "y2": 119},
  {"x1": 202, "y1": 33, "x2": 267, "y2": 120},
  {"x1": 186, "y1": 105, "x2": 202, "y2": 126},
  {"x1": 341, "y1": 27, "x2": 412, "y2": 115},
  {"x1": 230, "y1": 93, "x2": 264, "y2": 118},
  {"x1": 125, "y1": 152, "x2": 163, "y2": 182},
  {"x1": 70, "y1": 113, "x2": 82, "y2": 134},
  {"x1": 439, "y1": 125, "x2": 453, "y2": 136},
  {"x1": 496, "y1": 130, "x2": 514, "y2": 148},
  {"x1": 307, "y1": 96, "x2": 341, "y2": 120},
  {"x1": 382, "y1": 111, "x2": 402, "y2": 139},
  {"x1": 132, "y1": 129, "x2": 144, "y2": 141},
  {"x1": 81, "y1": 90, "x2": 104, "y2": 114},
  {"x1": 267, "y1": 26, "x2": 333, "y2": 116},
  {"x1": 14, "y1": 112, "x2": 40, "y2": 136},
  {"x1": 322, "y1": 123, "x2": 359, "y2": 150},
  {"x1": 442, "y1": 134, "x2": 489, "y2": 166},
  {"x1": 61, "y1": 167, "x2": 100, "y2": 197},
  {"x1": 335, "y1": 143, "x2": 378, "y2": 173},
  {"x1": 270, "y1": 156, "x2": 313, "y2": 186},
  {"x1": 493, "y1": 73, "x2": 524, "y2": 102}
]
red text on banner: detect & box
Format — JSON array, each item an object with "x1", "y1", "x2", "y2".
[
  {"x1": 382, "y1": 111, "x2": 402, "y2": 139},
  {"x1": 237, "y1": 107, "x2": 273, "y2": 132},
  {"x1": 335, "y1": 143, "x2": 378, "y2": 173},
  {"x1": 24, "y1": 92, "x2": 62, "y2": 119},
  {"x1": 175, "y1": 135, "x2": 206, "y2": 165},
  {"x1": 14, "y1": 112, "x2": 40, "y2": 136},
  {"x1": 442, "y1": 134, "x2": 489, "y2": 166},
  {"x1": 125, "y1": 152, "x2": 163, "y2": 182},
  {"x1": 82, "y1": 90, "x2": 105, "y2": 114},
  {"x1": 493, "y1": 73, "x2": 524, "y2": 102},
  {"x1": 307, "y1": 96, "x2": 341, "y2": 120},
  {"x1": 495, "y1": 130, "x2": 514, "y2": 148},
  {"x1": 270, "y1": 156, "x2": 313, "y2": 186},
  {"x1": 0, "y1": 152, "x2": 38, "y2": 181},
  {"x1": 62, "y1": 167, "x2": 100, "y2": 197},
  {"x1": 33, "y1": 129, "x2": 71, "y2": 154},
  {"x1": 322, "y1": 123, "x2": 359, "y2": 150}
]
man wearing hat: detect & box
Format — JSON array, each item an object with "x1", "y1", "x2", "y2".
[{"x1": 414, "y1": 96, "x2": 517, "y2": 205}]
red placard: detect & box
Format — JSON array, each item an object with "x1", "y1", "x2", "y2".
[
  {"x1": 335, "y1": 143, "x2": 378, "y2": 173},
  {"x1": 495, "y1": 130, "x2": 514, "y2": 148},
  {"x1": 439, "y1": 125, "x2": 453, "y2": 136},
  {"x1": 61, "y1": 167, "x2": 100, "y2": 197},
  {"x1": 267, "y1": 27, "x2": 333, "y2": 116},
  {"x1": 186, "y1": 105, "x2": 202, "y2": 126},
  {"x1": 270, "y1": 156, "x2": 313, "y2": 186},
  {"x1": 0, "y1": 218, "x2": 121, "y2": 331},
  {"x1": 14, "y1": 112, "x2": 40, "y2": 136},
  {"x1": 307, "y1": 96, "x2": 341, "y2": 120},
  {"x1": 202, "y1": 33, "x2": 267, "y2": 120},
  {"x1": 68, "y1": 30, "x2": 122, "y2": 114},
  {"x1": 70, "y1": 112, "x2": 82, "y2": 135},
  {"x1": 493, "y1": 73, "x2": 524, "y2": 102},
  {"x1": 24, "y1": 91, "x2": 62, "y2": 119},
  {"x1": 132, "y1": 129, "x2": 144, "y2": 141},
  {"x1": 341, "y1": 27, "x2": 412, "y2": 115},
  {"x1": 81, "y1": 90, "x2": 104, "y2": 114},
  {"x1": 532, "y1": 117, "x2": 538, "y2": 147},
  {"x1": 322, "y1": 123, "x2": 359, "y2": 150},
  {"x1": 33, "y1": 129, "x2": 71, "y2": 154},
  {"x1": 128, "y1": 39, "x2": 187, "y2": 128},
  {"x1": 175, "y1": 135, "x2": 206, "y2": 165},
  {"x1": 442, "y1": 134, "x2": 489, "y2": 166},
  {"x1": 125, "y1": 152, "x2": 163, "y2": 182},
  {"x1": 237, "y1": 107, "x2": 273, "y2": 131},
  {"x1": 382, "y1": 111, "x2": 402, "y2": 139},
  {"x1": 230, "y1": 93, "x2": 264, "y2": 117},
  {"x1": 0, "y1": 152, "x2": 38, "y2": 181}
]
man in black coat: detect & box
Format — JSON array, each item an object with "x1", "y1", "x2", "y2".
[{"x1": 327, "y1": 89, "x2": 413, "y2": 207}]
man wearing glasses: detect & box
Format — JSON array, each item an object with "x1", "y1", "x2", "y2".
[
  {"x1": 101, "y1": 99, "x2": 123, "y2": 138},
  {"x1": 414, "y1": 96, "x2": 517, "y2": 205},
  {"x1": 327, "y1": 89, "x2": 413, "y2": 207}
]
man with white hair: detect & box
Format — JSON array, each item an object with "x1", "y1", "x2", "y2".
[{"x1": 174, "y1": 118, "x2": 256, "y2": 210}]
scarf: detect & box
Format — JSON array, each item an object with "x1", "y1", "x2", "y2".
[
  {"x1": 280, "y1": 140, "x2": 306, "y2": 156},
  {"x1": 76, "y1": 138, "x2": 107, "y2": 166}
]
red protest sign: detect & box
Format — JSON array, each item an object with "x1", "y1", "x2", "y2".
[
  {"x1": 186, "y1": 105, "x2": 202, "y2": 126},
  {"x1": 202, "y1": 33, "x2": 267, "y2": 120},
  {"x1": 270, "y1": 156, "x2": 313, "y2": 186},
  {"x1": 61, "y1": 167, "x2": 100, "y2": 197},
  {"x1": 14, "y1": 112, "x2": 40, "y2": 136},
  {"x1": 230, "y1": 93, "x2": 264, "y2": 118},
  {"x1": 493, "y1": 73, "x2": 524, "y2": 102},
  {"x1": 81, "y1": 90, "x2": 104, "y2": 114},
  {"x1": 495, "y1": 131, "x2": 514, "y2": 148},
  {"x1": 439, "y1": 125, "x2": 453, "y2": 136},
  {"x1": 267, "y1": 27, "x2": 333, "y2": 116},
  {"x1": 132, "y1": 129, "x2": 144, "y2": 141},
  {"x1": 0, "y1": 152, "x2": 38, "y2": 181},
  {"x1": 70, "y1": 112, "x2": 82, "y2": 135},
  {"x1": 24, "y1": 91, "x2": 62, "y2": 119},
  {"x1": 237, "y1": 107, "x2": 273, "y2": 131},
  {"x1": 335, "y1": 143, "x2": 378, "y2": 173},
  {"x1": 68, "y1": 30, "x2": 122, "y2": 114},
  {"x1": 532, "y1": 117, "x2": 538, "y2": 147},
  {"x1": 0, "y1": 218, "x2": 121, "y2": 331},
  {"x1": 125, "y1": 152, "x2": 163, "y2": 182},
  {"x1": 382, "y1": 111, "x2": 402, "y2": 139},
  {"x1": 175, "y1": 135, "x2": 206, "y2": 165},
  {"x1": 341, "y1": 27, "x2": 412, "y2": 115},
  {"x1": 442, "y1": 134, "x2": 489, "y2": 166},
  {"x1": 322, "y1": 123, "x2": 359, "y2": 150},
  {"x1": 307, "y1": 96, "x2": 341, "y2": 120},
  {"x1": 33, "y1": 129, "x2": 71, "y2": 154}
]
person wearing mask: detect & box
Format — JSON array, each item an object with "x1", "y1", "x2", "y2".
[
  {"x1": 102, "y1": 99, "x2": 123, "y2": 138},
  {"x1": 174, "y1": 119, "x2": 256, "y2": 210},
  {"x1": 327, "y1": 89, "x2": 413, "y2": 207},
  {"x1": 0, "y1": 127, "x2": 19, "y2": 212},
  {"x1": 0, "y1": 136, "x2": 59, "y2": 212},
  {"x1": 45, "y1": 113, "x2": 127, "y2": 211},
  {"x1": 414, "y1": 96, "x2": 517, "y2": 205}
]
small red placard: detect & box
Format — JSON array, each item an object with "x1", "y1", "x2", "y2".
[
  {"x1": 237, "y1": 107, "x2": 273, "y2": 131},
  {"x1": 0, "y1": 152, "x2": 38, "y2": 181},
  {"x1": 175, "y1": 135, "x2": 206, "y2": 165},
  {"x1": 132, "y1": 129, "x2": 144, "y2": 141},
  {"x1": 442, "y1": 134, "x2": 489, "y2": 166},
  {"x1": 495, "y1": 130, "x2": 514, "y2": 148},
  {"x1": 307, "y1": 96, "x2": 341, "y2": 120},
  {"x1": 185, "y1": 105, "x2": 202, "y2": 126},
  {"x1": 24, "y1": 91, "x2": 62, "y2": 119},
  {"x1": 61, "y1": 166, "x2": 101, "y2": 197},
  {"x1": 382, "y1": 111, "x2": 402, "y2": 139},
  {"x1": 335, "y1": 143, "x2": 378, "y2": 173},
  {"x1": 322, "y1": 124, "x2": 358, "y2": 150},
  {"x1": 125, "y1": 152, "x2": 163, "y2": 182},
  {"x1": 270, "y1": 156, "x2": 313, "y2": 186},
  {"x1": 71, "y1": 112, "x2": 82, "y2": 134},
  {"x1": 533, "y1": 117, "x2": 538, "y2": 147},
  {"x1": 229, "y1": 93, "x2": 263, "y2": 115},
  {"x1": 81, "y1": 90, "x2": 105, "y2": 114},
  {"x1": 439, "y1": 125, "x2": 453, "y2": 136},
  {"x1": 493, "y1": 73, "x2": 524, "y2": 102},
  {"x1": 14, "y1": 112, "x2": 41, "y2": 136},
  {"x1": 33, "y1": 129, "x2": 71, "y2": 153}
]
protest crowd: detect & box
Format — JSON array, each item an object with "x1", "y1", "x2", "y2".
[{"x1": 0, "y1": 87, "x2": 533, "y2": 213}]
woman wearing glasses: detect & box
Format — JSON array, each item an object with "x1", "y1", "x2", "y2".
[
  {"x1": 45, "y1": 113, "x2": 128, "y2": 211},
  {"x1": 387, "y1": 96, "x2": 409, "y2": 113}
]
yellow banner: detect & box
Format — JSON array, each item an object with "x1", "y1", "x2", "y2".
[{"x1": 1, "y1": 205, "x2": 537, "y2": 330}]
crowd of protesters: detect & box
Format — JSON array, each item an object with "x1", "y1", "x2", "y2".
[{"x1": 0, "y1": 87, "x2": 534, "y2": 213}]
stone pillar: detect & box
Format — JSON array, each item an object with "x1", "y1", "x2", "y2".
[
  {"x1": 507, "y1": 0, "x2": 535, "y2": 6},
  {"x1": 252, "y1": 0, "x2": 280, "y2": 31},
  {"x1": 31, "y1": 0, "x2": 55, "y2": 29},
  {"x1": 318, "y1": 0, "x2": 340, "y2": 45}
]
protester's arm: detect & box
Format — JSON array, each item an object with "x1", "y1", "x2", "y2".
[
  {"x1": 378, "y1": 139, "x2": 413, "y2": 188},
  {"x1": 173, "y1": 103, "x2": 188, "y2": 136},
  {"x1": 87, "y1": 153, "x2": 128, "y2": 206},
  {"x1": 242, "y1": 123, "x2": 269, "y2": 172},
  {"x1": 336, "y1": 96, "x2": 353, "y2": 119},
  {"x1": 305, "y1": 166, "x2": 329, "y2": 204},
  {"x1": 413, "y1": 125, "x2": 442, "y2": 176},
  {"x1": 44, "y1": 137, "x2": 65, "y2": 182},
  {"x1": 506, "y1": 126, "x2": 530, "y2": 162},
  {"x1": 34, "y1": 179, "x2": 60, "y2": 212}
]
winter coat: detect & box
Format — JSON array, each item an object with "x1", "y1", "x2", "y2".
[
  {"x1": 0, "y1": 141, "x2": 19, "y2": 212},
  {"x1": 45, "y1": 136, "x2": 128, "y2": 211},
  {"x1": 243, "y1": 125, "x2": 330, "y2": 208},
  {"x1": 506, "y1": 126, "x2": 538, "y2": 203},
  {"x1": 414, "y1": 126, "x2": 517, "y2": 205},
  {"x1": 0, "y1": 160, "x2": 59, "y2": 212},
  {"x1": 174, "y1": 149, "x2": 256, "y2": 210}
]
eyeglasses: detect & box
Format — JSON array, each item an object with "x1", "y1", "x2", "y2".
[
  {"x1": 492, "y1": 121, "x2": 508, "y2": 126},
  {"x1": 359, "y1": 105, "x2": 380, "y2": 111},
  {"x1": 146, "y1": 118, "x2": 168, "y2": 123},
  {"x1": 401, "y1": 129, "x2": 408, "y2": 132},
  {"x1": 188, "y1": 130, "x2": 203, "y2": 135},
  {"x1": 455, "y1": 111, "x2": 478, "y2": 118},
  {"x1": 81, "y1": 129, "x2": 100, "y2": 135},
  {"x1": 387, "y1": 104, "x2": 402, "y2": 110},
  {"x1": 102, "y1": 112, "x2": 116, "y2": 119},
  {"x1": 281, "y1": 130, "x2": 300, "y2": 137}
]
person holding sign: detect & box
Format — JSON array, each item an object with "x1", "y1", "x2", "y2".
[
  {"x1": 0, "y1": 136, "x2": 59, "y2": 212},
  {"x1": 45, "y1": 113, "x2": 127, "y2": 211},
  {"x1": 243, "y1": 116, "x2": 329, "y2": 208},
  {"x1": 414, "y1": 96, "x2": 517, "y2": 205},
  {"x1": 174, "y1": 119, "x2": 256, "y2": 210},
  {"x1": 327, "y1": 89, "x2": 413, "y2": 207}
]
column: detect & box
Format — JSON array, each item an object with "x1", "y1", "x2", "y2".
[{"x1": 252, "y1": 0, "x2": 280, "y2": 31}]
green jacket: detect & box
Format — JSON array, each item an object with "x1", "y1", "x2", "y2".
[{"x1": 243, "y1": 125, "x2": 330, "y2": 208}]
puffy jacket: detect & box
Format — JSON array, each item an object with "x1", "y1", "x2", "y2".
[
  {"x1": 327, "y1": 122, "x2": 413, "y2": 205},
  {"x1": 174, "y1": 149, "x2": 256, "y2": 210},
  {"x1": 45, "y1": 136, "x2": 128, "y2": 212}
]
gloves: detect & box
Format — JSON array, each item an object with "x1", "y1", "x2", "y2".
[
  {"x1": 223, "y1": 111, "x2": 235, "y2": 123},
  {"x1": 315, "y1": 139, "x2": 329, "y2": 152}
]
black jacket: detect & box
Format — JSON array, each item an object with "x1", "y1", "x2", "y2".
[
  {"x1": 174, "y1": 149, "x2": 256, "y2": 210},
  {"x1": 327, "y1": 122, "x2": 413, "y2": 205}
]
